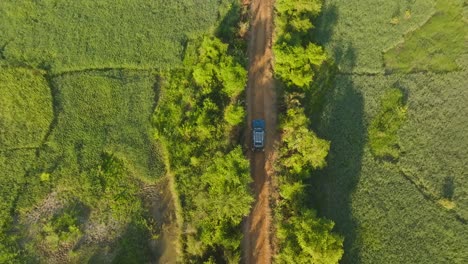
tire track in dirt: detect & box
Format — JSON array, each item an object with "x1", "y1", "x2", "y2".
[{"x1": 242, "y1": 0, "x2": 277, "y2": 263}]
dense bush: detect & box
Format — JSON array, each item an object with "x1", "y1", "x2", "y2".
[
  {"x1": 153, "y1": 36, "x2": 251, "y2": 263},
  {"x1": 280, "y1": 107, "x2": 330, "y2": 174},
  {"x1": 273, "y1": 1, "x2": 344, "y2": 263},
  {"x1": 274, "y1": 0, "x2": 326, "y2": 88},
  {"x1": 277, "y1": 209, "x2": 343, "y2": 264},
  {"x1": 368, "y1": 88, "x2": 407, "y2": 160},
  {"x1": 275, "y1": 104, "x2": 343, "y2": 263}
]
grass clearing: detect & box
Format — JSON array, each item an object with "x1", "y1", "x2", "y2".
[
  {"x1": 384, "y1": 0, "x2": 468, "y2": 72},
  {"x1": 0, "y1": 67, "x2": 53, "y2": 149},
  {"x1": 368, "y1": 88, "x2": 407, "y2": 160},
  {"x1": 314, "y1": 0, "x2": 436, "y2": 73}
]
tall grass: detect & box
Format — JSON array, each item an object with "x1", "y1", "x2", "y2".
[
  {"x1": 384, "y1": 0, "x2": 467, "y2": 72},
  {"x1": 0, "y1": 0, "x2": 224, "y2": 74},
  {"x1": 314, "y1": 0, "x2": 436, "y2": 73},
  {"x1": 0, "y1": 67, "x2": 53, "y2": 149},
  {"x1": 311, "y1": 0, "x2": 468, "y2": 262}
]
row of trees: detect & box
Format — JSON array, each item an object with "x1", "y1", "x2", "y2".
[
  {"x1": 273, "y1": 1, "x2": 344, "y2": 263},
  {"x1": 153, "y1": 36, "x2": 252, "y2": 263}
]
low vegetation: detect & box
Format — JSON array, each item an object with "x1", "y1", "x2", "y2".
[
  {"x1": 0, "y1": 0, "x2": 227, "y2": 73},
  {"x1": 0, "y1": 67, "x2": 53, "y2": 149},
  {"x1": 368, "y1": 88, "x2": 407, "y2": 160},
  {"x1": 13, "y1": 71, "x2": 165, "y2": 262},
  {"x1": 384, "y1": 0, "x2": 467, "y2": 72},
  {"x1": 311, "y1": 0, "x2": 468, "y2": 262}
]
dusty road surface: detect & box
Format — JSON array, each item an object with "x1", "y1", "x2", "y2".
[{"x1": 242, "y1": 0, "x2": 277, "y2": 263}]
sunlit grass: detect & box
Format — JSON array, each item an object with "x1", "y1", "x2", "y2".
[{"x1": 384, "y1": 0, "x2": 467, "y2": 72}]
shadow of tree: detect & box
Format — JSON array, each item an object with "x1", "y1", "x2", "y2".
[
  {"x1": 305, "y1": 10, "x2": 366, "y2": 261},
  {"x1": 312, "y1": 4, "x2": 338, "y2": 47}
]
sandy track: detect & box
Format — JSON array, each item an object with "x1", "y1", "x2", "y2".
[{"x1": 242, "y1": 0, "x2": 276, "y2": 263}]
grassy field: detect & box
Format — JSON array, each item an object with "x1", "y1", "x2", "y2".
[
  {"x1": 310, "y1": 0, "x2": 468, "y2": 263},
  {"x1": 0, "y1": 0, "x2": 225, "y2": 74},
  {"x1": 4, "y1": 70, "x2": 167, "y2": 262},
  {"x1": 0, "y1": 0, "x2": 238, "y2": 262},
  {"x1": 384, "y1": 0, "x2": 468, "y2": 72}
]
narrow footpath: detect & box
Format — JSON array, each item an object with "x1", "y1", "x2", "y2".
[{"x1": 242, "y1": 0, "x2": 277, "y2": 263}]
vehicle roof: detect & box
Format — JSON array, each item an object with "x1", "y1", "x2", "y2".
[{"x1": 252, "y1": 119, "x2": 265, "y2": 128}]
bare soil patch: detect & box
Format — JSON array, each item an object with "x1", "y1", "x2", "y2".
[{"x1": 242, "y1": 0, "x2": 277, "y2": 263}]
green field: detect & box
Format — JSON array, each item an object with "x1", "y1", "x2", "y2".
[
  {"x1": 0, "y1": 0, "x2": 225, "y2": 74},
  {"x1": 310, "y1": 0, "x2": 468, "y2": 262},
  {"x1": 0, "y1": 0, "x2": 241, "y2": 262}
]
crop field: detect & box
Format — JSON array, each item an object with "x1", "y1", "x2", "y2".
[
  {"x1": 310, "y1": 0, "x2": 468, "y2": 263},
  {"x1": 0, "y1": 0, "x2": 225, "y2": 74},
  {"x1": 0, "y1": 0, "x2": 238, "y2": 262}
]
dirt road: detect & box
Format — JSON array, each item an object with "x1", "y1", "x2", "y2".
[{"x1": 242, "y1": 0, "x2": 277, "y2": 263}]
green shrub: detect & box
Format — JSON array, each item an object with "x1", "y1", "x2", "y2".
[
  {"x1": 274, "y1": 43, "x2": 327, "y2": 88},
  {"x1": 280, "y1": 107, "x2": 330, "y2": 174},
  {"x1": 368, "y1": 88, "x2": 407, "y2": 160},
  {"x1": 276, "y1": 210, "x2": 343, "y2": 264},
  {"x1": 153, "y1": 36, "x2": 251, "y2": 262},
  {"x1": 274, "y1": 0, "x2": 326, "y2": 89}
]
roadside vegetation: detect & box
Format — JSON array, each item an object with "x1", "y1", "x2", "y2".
[
  {"x1": 272, "y1": 1, "x2": 344, "y2": 263},
  {"x1": 153, "y1": 34, "x2": 252, "y2": 263}
]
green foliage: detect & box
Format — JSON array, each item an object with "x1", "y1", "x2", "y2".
[
  {"x1": 193, "y1": 37, "x2": 247, "y2": 98},
  {"x1": 0, "y1": 67, "x2": 53, "y2": 149},
  {"x1": 275, "y1": 103, "x2": 341, "y2": 263},
  {"x1": 194, "y1": 147, "x2": 253, "y2": 251},
  {"x1": 274, "y1": 0, "x2": 326, "y2": 88},
  {"x1": 274, "y1": 43, "x2": 327, "y2": 88},
  {"x1": 277, "y1": 210, "x2": 343, "y2": 264},
  {"x1": 368, "y1": 88, "x2": 407, "y2": 160},
  {"x1": 41, "y1": 205, "x2": 83, "y2": 250},
  {"x1": 384, "y1": 0, "x2": 467, "y2": 72},
  {"x1": 0, "y1": 0, "x2": 224, "y2": 73},
  {"x1": 153, "y1": 36, "x2": 251, "y2": 262},
  {"x1": 224, "y1": 104, "x2": 245, "y2": 126},
  {"x1": 273, "y1": 1, "x2": 343, "y2": 263},
  {"x1": 280, "y1": 107, "x2": 330, "y2": 174}
]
